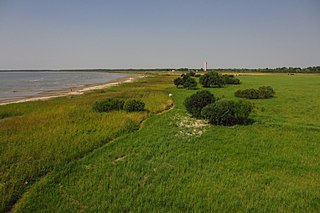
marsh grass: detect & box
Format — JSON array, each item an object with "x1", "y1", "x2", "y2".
[{"x1": 0, "y1": 75, "x2": 174, "y2": 211}]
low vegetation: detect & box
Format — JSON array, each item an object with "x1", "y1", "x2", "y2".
[
  {"x1": 173, "y1": 72, "x2": 197, "y2": 89},
  {"x1": 3, "y1": 73, "x2": 320, "y2": 212},
  {"x1": 222, "y1": 74, "x2": 241, "y2": 84},
  {"x1": 201, "y1": 100, "x2": 253, "y2": 126},
  {"x1": 123, "y1": 99, "x2": 145, "y2": 112},
  {"x1": 93, "y1": 98, "x2": 145, "y2": 113},
  {"x1": 235, "y1": 86, "x2": 275, "y2": 99},
  {"x1": 184, "y1": 90, "x2": 215, "y2": 118},
  {"x1": 213, "y1": 66, "x2": 320, "y2": 73},
  {"x1": 92, "y1": 98, "x2": 124, "y2": 112},
  {"x1": 184, "y1": 89, "x2": 253, "y2": 126},
  {"x1": 0, "y1": 74, "x2": 174, "y2": 212},
  {"x1": 199, "y1": 71, "x2": 240, "y2": 88}
]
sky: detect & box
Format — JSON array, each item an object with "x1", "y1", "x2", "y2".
[{"x1": 0, "y1": 0, "x2": 319, "y2": 69}]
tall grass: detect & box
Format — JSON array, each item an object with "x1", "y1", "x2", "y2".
[{"x1": 0, "y1": 75, "x2": 174, "y2": 211}]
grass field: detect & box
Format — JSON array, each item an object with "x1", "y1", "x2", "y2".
[
  {"x1": 2, "y1": 73, "x2": 320, "y2": 212},
  {"x1": 0, "y1": 74, "x2": 174, "y2": 212}
]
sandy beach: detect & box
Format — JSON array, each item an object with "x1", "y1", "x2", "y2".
[{"x1": 0, "y1": 74, "x2": 143, "y2": 106}]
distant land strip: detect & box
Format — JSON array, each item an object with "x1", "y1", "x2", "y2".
[{"x1": 0, "y1": 66, "x2": 319, "y2": 73}]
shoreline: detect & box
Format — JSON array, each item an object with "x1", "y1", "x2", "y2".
[{"x1": 0, "y1": 74, "x2": 143, "y2": 106}]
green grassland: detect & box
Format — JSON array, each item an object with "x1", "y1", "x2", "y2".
[
  {"x1": 2, "y1": 73, "x2": 320, "y2": 212},
  {"x1": 0, "y1": 75, "x2": 174, "y2": 211}
]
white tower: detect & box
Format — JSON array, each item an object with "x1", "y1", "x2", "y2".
[{"x1": 204, "y1": 61, "x2": 207, "y2": 72}]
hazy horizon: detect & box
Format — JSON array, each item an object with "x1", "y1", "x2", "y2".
[{"x1": 1, "y1": 0, "x2": 319, "y2": 70}]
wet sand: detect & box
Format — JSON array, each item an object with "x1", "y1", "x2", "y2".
[{"x1": 0, "y1": 74, "x2": 143, "y2": 106}]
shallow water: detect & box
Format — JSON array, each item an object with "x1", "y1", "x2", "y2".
[{"x1": 0, "y1": 71, "x2": 129, "y2": 101}]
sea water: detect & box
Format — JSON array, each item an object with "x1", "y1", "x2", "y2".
[{"x1": 0, "y1": 71, "x2": 129, "y2": 102}]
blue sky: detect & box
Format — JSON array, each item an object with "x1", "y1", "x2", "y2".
[{"x1": 0, "y1": 0, "x2": 319, "y2": 69}]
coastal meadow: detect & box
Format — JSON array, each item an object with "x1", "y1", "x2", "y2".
[
  {"x1": 2, "y1": 72, "x2": 320, "y2": 212},
  {"x1": 0, "y1": 74, "x2": 174, "y2": 211}
]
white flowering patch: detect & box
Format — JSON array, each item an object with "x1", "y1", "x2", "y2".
[{"x1": 173, "y1": 114, "x2": 208, "y2": 138}]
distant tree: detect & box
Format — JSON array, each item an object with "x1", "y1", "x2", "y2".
[{"x1": 177, "y1": 68, "x2": 189, "y2": 71}]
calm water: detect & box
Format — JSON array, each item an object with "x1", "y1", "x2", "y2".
[{"x1": 0, "y1": 71, "x2": 129, "y2": 102}]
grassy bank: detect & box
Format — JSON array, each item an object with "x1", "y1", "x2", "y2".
[
  {"x1": 0, "y1": 74, "x2": 174, "y2": 211},
  {"x1": 4, "y1": 73, "x2": 320, "y2": 212}
]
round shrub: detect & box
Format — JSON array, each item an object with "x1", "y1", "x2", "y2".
[
  {"x1": 188, "y1": 71, "x2": 196, "y2": 77},
  {"x1": 199, "y1": 71, "x2": 224, "y2": 88},
  {"x1": 235, "y1": 86, "x2": 275, "y2": 99},
  {"x1": 92, "y1": 98, "x2": 124, "y2": 112},
  {"x1": 124, "y1": 99, "x2": 145, "y2": 112},
  {"x1": 174, "y1": 77, "x2": 184, "y2": 87},
  {"x1": 184, "y1": 90, "x2": 215, "y2": 118},
  {"x1": 201, "y1": 100, "x2": 253, "y2": 126},
  {"x1": 258, "y1": 86, "x2": 275, "y2": 98},
  {"x1": 222, "y1": 75, "x2": 241, "y2": 84},
  {"x1": 183, "y1": 77, "x2": 197, "y2": 89},
  {"x1": 174, "y1": 75, "x2": 197, "y2": 89},
  {"x1": 235, "y1": 88, "x2": 260, "y2": 99}
]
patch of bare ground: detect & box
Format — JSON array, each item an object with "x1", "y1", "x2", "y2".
[{"x1": 112, "y1": 156, "x2": 127, "y2": 164}]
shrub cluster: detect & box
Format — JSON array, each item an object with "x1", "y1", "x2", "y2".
[
  {"x1": 184, "y1": 90, "x2": 253, "y2": 126},
  {"x1": 184, "y1": 90, "x2": 215, "y2": 118},
  {"x1": 174, "y1": 73, "x2": 197, "y2": 89},
  {"x1": 93, "y1": 98, "x2": 145, "y2": 112},
  {"x1": 201, "y1": 100, "x2": 253, "y2": 126},
  {"x1": 222, "y1": 74, "x2": 241, "y2": 84},
  {"x1": 92, "y1": 98, "x2": 125, "y2": 112},
  {"x1": 235, "y1": 86, "x2": 275, "y2": 99},
  {"x1": 123, "y1": 99, "x2": 145, "y2": 112},
  {"x1": 199, "y1": 71, "x2": 224, "y2": 88},
  {"x1": 199, "y1": 71, "x2": 240, "y2": 88}
]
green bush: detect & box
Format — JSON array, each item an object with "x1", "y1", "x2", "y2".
[
  {"x1": 174, "y1": 77, "x2": 184, "y2": 87},
  {"x1": 124, "y1": 99, "x2": 145, "y2": 112},
  {"x1": 201, "y1": 100, "x2": 253, "y2": 126},
  {"x1": 235, "y1": 86, "x2": 275, "y2": 99},
  {"x1": 184, "y1": 90, "x2": 215, "y2": 118},
  {"x1": 199, "y1": 71, "x2": 224, "y2": 88},
  {"x1": 199, "y1": 72, "x2": 241, "y2": 87},
  {"x1": 93, "y1": 98, "x2": 124, "y2": 112},
  {"x1": 258, "y1": 86, "x2": 275, "y2": 98},
  {"x1": 174, "y1": 74, "x2": 197, "y2": 89},
  {"x1": 235, "y1": 88, "x2": 260, "y2": 99},
  {"x1": 183, "y1": 77, "x2": 197, "y2": 89},
  {"x1": 222, "y1": 75, "x2": 241, "y2": 84},
  {"x1": 188, "y1": 71, "x2": 196, "y2": 77}
]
